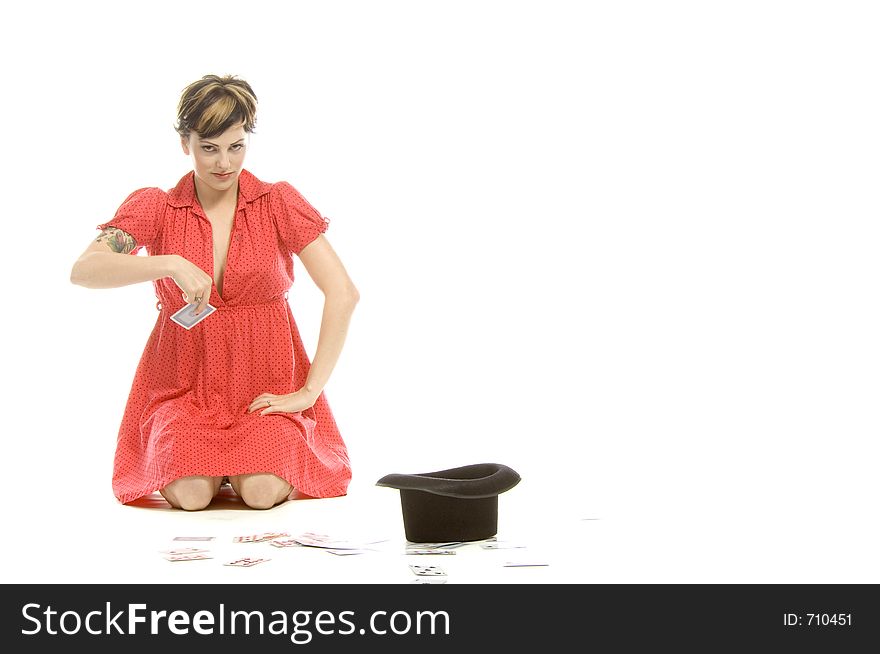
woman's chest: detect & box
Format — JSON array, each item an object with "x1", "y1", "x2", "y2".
[
  {"x1": 203, "y1": 205, "x2": 235, "y2": 296},
  {"x1": 156, "y1": 205, "x2": 289, "y2": 298}
]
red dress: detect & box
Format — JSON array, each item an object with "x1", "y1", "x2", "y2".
[{"x1": 97, "y1": 169, "x2": 352, "y2": 504}]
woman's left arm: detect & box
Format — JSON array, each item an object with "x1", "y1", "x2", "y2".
[
  {"x1": 297, "y1": 234, "x2": 360, "y2": 398},
  {"x1": 249, "y1": 234, "x2": 358, "y2": 415}
]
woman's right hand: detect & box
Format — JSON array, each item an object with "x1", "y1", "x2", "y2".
[{"x1": 167, "y1": 254, "x2": 214, "y2": 314}]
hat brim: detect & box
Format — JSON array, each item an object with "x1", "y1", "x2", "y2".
[{"x1": 375, "y1": 463, "x2": 520, "y2": 499}]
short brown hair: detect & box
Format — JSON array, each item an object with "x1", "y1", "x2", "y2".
[{"x1": 175, "y1": 74, "x2": 258, "y2": 139}]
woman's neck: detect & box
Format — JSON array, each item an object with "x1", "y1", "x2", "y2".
[{"x1": 193, "y1": 172, "x2": 239, "y2": 209}]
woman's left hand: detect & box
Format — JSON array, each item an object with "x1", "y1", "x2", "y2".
[{"x1": 248, "y1": 388, "x2": 317, "y2": 416}]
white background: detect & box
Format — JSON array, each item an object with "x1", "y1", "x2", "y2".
[{"x1": 1, "y1": 0, "x2": 879, "y2": 582}]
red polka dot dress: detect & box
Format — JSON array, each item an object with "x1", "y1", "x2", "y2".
[{"x1": 97, "y1": 169, "x2": 352, "y2": 504}]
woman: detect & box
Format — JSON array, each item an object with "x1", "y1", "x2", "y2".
[{"x1": 70, "y1": 74, "x2": 359, "y2": 510}]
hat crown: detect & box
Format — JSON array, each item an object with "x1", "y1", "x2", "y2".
[{"x1": 376, "y1": 463, "x2": 522, "y2": 543}]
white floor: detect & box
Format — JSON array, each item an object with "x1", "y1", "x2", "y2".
[{"x1": 4, "y1": 474, "x2": 879, "y2": 585}]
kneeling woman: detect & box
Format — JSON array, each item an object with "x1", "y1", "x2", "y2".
[{"x1": 70, "y1": 74, "x2": 358, "y2": 510}]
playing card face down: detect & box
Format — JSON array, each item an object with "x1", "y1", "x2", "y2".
[{"x1": 170, "y1": 302, "x2": 216, "y2": 329}]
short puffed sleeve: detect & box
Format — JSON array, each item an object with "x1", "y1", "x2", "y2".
[
  {"x1": 268, "y1": 181, "x2": 330, "y2": 256},
  {"x1": 96, "y1": 187, "x2": 165, "y2": 254}
]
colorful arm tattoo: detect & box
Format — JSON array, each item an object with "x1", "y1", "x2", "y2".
[{"x1": 95, "y1": 227, "x2": 137, "y2": 254}]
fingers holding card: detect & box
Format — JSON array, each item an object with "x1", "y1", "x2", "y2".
[{"x1": 170, "y1": 302, "x2": 216, "y2": 330}]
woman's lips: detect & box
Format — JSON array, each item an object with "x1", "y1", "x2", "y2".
[{"x1": 213, "y1": 172, "x2": 234, "y2": 179}]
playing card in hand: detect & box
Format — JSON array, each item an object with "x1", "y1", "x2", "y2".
[{"x1": 170, "y1": 302, "x2": 216, "y2": 330}]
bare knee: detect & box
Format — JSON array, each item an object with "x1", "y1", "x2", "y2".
[
  {"x1": 233, "y1": 474, "x2": 291, "y2": 510},
  {"x1": 161, "y1": 476, "x2": 217, "y2": 511}
]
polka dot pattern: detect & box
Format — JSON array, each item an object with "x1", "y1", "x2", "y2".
[{"x1": 96, "y1": 169, "x2": 351, "y2": 504}]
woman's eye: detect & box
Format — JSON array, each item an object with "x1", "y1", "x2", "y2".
[{"x1": 201, "y1": 145, "x2": 242, "y2": 152}]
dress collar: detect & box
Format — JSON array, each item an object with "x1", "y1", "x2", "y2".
[{"x1": 167, "y1": 168, "x2": 272, "y2": 215}]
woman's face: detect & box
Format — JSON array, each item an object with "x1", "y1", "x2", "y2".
[{"x1": 181, "y1": 122, "x2": 249, "y2": 194}]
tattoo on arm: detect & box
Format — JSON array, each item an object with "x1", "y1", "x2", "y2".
[{"x1": 95, "y1": 227, "x2": 137, "y2": 254}]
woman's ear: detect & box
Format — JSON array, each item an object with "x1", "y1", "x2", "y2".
[{"x1": 180, "y1": 135, "x2": 190, "y2": 155}]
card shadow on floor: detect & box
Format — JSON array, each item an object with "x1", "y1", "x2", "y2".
[{"x1": 124, "y1": 486, "x2": 317, "y2": 511}]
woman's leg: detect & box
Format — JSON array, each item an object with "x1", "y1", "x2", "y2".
[
  {"x1": 229, "y1": 473, "x2": 293, "y2": 510},
  {"x1": 160, "y1": 475, "x2": 223, "y2": 511}
]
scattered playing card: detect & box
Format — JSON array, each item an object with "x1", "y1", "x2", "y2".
[
  {"x1": 480, "y1": 542, "x2": 526, "y2": 550},
  {"x1": 406, "y1": 541, "x2": 468, "y2": 550},
  {"x1": 406, "y1": 549, "x2": 457, "y2": 555},
  {"x1": 170, "y1": 302, "x2": 216, "y2": 330},
  {"x1": 324, "y1": 549, "x2": 370, "y2": 556},
  {"x1": 410, "y1": 577, "x2": 447, "y2": 584},
  {"x1": 233, "y1": 532, "x2": 289, "y2": 543},
  {"x1": 291, "y1": 533, "x2": 346, "y2": 547},
  {"x1": 409, "y1": 564, "x2": 446, "y2": 577},
  {"x1": 502, "y1": 560, "x2": 550, "y2": 567},
  {"x1": 270, "y1": 538, "x2": 304, "y2": 548},
  {"x1": 164, "y1": 553, "x2": 213, "y2": 562},
  {"x1": 224, "y1": 557, "x2": 271, "y2": 567},
  {"x1": 289, "y1": 532, "x2": 382, "y2": 550},
  {"x1": 173, "y1": 536, "x2": 215, "y2": 541},
  {"x1": 160, "y1": 547, "x2": 209, "y2": 555}
]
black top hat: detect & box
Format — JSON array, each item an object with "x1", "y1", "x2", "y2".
[{"x1": 376, "y1": 463, "x2": 521, "y2": 543}]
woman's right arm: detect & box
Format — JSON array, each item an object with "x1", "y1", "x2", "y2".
[{"x1": 69, "y1": 226, "x2": 179, "y2": 289}]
